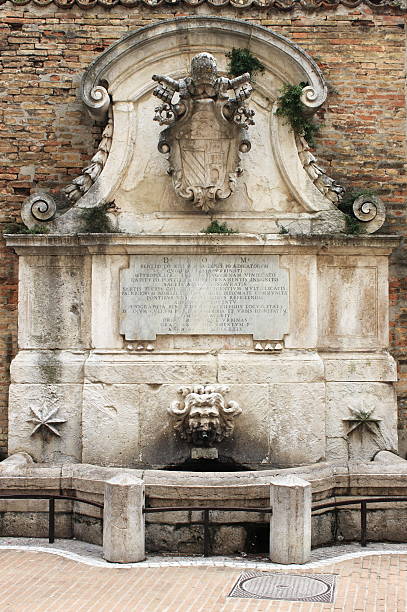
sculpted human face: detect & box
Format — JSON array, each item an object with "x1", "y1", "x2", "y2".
[{"x1": 187, "y1": 402, "x2": 221, "y2": 447}]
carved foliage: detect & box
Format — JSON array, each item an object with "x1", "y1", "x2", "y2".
[
  {"x1": 153, "y1": 53, "x2": 254, "y2": 212},
  {"x1": 168, "y1": 384, "x2": 242, "y2": 447},
  {"x1": 63, "y1": 111, "x2": 113, "y2": 204},
  {"x1": 296, "y1": 135, "x2": 344, "y2": 204}
]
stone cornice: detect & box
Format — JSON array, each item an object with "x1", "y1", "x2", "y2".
[
  {"x1": 1, "y1": 0, "x2": 406, "y2": 10},
  {"x1": 5, "y1": 233, "x2": 401, "y2": 256}
]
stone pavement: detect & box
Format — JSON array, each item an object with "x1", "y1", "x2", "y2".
[{"x1": 0, "y1": 540, "x2": 407, "y2": 611}]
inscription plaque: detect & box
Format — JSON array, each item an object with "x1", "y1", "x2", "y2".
[{"x1": 120, "y1": 255, "x2": 289, "y2": 341}]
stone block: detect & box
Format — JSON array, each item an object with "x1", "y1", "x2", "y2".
[
  {"x1": 0, "y1": 510, "x2": 72, "y2": 540},
  {"x1": 10, "y1": 350, "x2": 87, "y2": 384},
  {"x1": 269, "y1": 383, "x2": 326, "y2": 466},
  {"x1": 91, "y1": 254, "x2": 128, "y2": 349},
  {"x1": 82, "y1": 383, "x2": 140, "y2": 467},
  {"x1": 8, "y1": 384, "x2": 82, "y2": 463},
  {"x1": 84, "y1": 353, "x2": 217, "y2": 384},
  {"x1": 103, "y1": 474, "x2": 145, "y2": 563},
  {"x1": 337, "y1": 508, "x2": 407, "y2": 543},
  {"x1": 137, "y1": 384, "x2": 190, "y2": 468},
  {"x1": 374, "y1": 450, "x2": 407, "y2": 464},
  {"x1": 0, "y1": 452, "x2": 33, "y2": 473},
  {"x1": 211, "y1": 525, "x2": 246, "y2": 555},
  {"x1": 270, "y1": 475, "x2": 311, "y2": 564},
  {"x1": 280, "y1": 254, "x2": 317, "y2": 349},
  {"x1": 218, "y1": 353, "x2": 324, "y2": 384},
  {"x1": 322, "y1": 352, "x2": 397, "y2": 382},
  {"x1": 325, "y1": 437, "x2": 348, "y2": 463},
  {"x1": 326, "y1": 382, "x2": 398, "y2": 461},
  {"x1": 18, "y1": 254, "x2": 91, "y2": 349},
  {"x1": 312, "y1": 512, "x2": 336, "y2": 548},
  {"x1": 139, "y1": 382, "x2": 269, "y2": 468},
  {"x1": 73, "y1": 513, "x2": 103, "y2": 546},
  {"x1": 318, "y1": 255, "x2": 389, "y2": 351},
  {"x1": 216, "y1": 384, "x2": 269, "y2": 466},
  {"x1": 120, "y1": 255, "x2": 289, "y2": 342},
  {"x1": 146, "y1": 523, "x2": 203, "y2": 554}
]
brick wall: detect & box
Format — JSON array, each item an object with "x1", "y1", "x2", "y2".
[{"x1": 0, "y1": 3, "x2": 406, "y2": 457}]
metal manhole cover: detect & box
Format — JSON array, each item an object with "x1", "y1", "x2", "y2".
[{"x1": 228, "y1": 570, "x2": 336, "y2": 603}]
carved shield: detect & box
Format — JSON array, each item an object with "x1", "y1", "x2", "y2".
[{"x1": 171, "y1": 100, "x2": 239, "y2": 211}]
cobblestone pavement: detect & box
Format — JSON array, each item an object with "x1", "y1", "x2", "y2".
[{"x1": 0, "y1": 542, "x2": 406, "y2": 611}]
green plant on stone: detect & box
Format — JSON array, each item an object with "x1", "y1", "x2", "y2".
[
  {"x1": 3, "y1": 222, "x2": 49, "y2": 235},
  {"x1": 201, "y1": 220, "x2": 237, "y2": 235},
  {"x1": 344, "y1": 214, "x2": 364, "y2": 235},
  {"x1": 225, "y1": 48, "x2": 265, "y2": 79},
  {"x1": 338, "y1": 188, "x2": 376, "y2": 235},
  {"x1": 339, "y1": 188, "x2": 377, "y2": 215},
  {"x1": 276, "y1": 82, "x2": 320, "y2": 147},
  {"x1": 81, "y1": 202, "x2": 116, "y2": 233}
]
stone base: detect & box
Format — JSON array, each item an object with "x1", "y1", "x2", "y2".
[
  {"x1": 1, "y1": 461, "x2": 407, "y2": 556},
  {"x1": 8, "y1": 350, "x2": 397, "y2": 468}
]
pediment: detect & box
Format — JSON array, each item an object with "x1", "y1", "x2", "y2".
[{"x1": 22, "y1": 17, "x2": 353, "y2": 235}]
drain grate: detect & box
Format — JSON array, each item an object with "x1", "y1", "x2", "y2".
[{"x1": 228, "y1": 570, "x2": 336, "y2": 603}]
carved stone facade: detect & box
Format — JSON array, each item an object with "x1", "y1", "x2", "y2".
[
  {"x1": 19, "y1": 17, "x2": 368, "y2": 236},
  {"x1": 168, "y1": 385, "x2": 242, "y2": 447},
  {"x1": 2, "y1": 18, "x2": 400, "y2": 470},
  {"x1": 153, "y1": 53, "x2": 254, "y2": 212}
]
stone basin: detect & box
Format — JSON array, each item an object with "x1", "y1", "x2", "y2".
[{"x1": 2, "y1": 459, "x2": 407, "y2": 555}]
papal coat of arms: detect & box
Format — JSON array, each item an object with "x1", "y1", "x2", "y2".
[{"x1": 152, "y1": 52, "x2": 255, "y2": 212}]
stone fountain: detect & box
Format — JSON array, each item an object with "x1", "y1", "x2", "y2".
[{"x1": 2, "y1": 17, "x2": 403, "y2": 558}]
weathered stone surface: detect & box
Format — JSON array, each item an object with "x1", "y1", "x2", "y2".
[
  {"x1": 10, "y1": 351, "x2": 87, "y2": 384},
  {"x1": 120, "y1": 255, "x2": 289, "y2": 341},
  {"x1": 18, "y1": 255, "x2": 91, "y2": 350},
  {"x1": 326, "y1": 382, "x2": 397, "y2": 441},
  {"x1": 326, "y1": 382, "x2": 398, "y2": 461},
  {"x1": 103, "y1": 474, "x2": 145, "y2": 563},
  {"x1": 82, "y1": 384, "x2": 140, "y2": 467},
  {"x1": 270, "y1": 475, "x2": 311, "y2": 564},
  {"x1": 0, "y1": 452, "x2": 33, "y2": 472},
  {"x1": 337, "y1": 508, "x2": 407, "y2": 544},
  {"x1": 218, "y1": 353, "x2": 324, "y2": 384},
  {"x1": 0, "y1": 511, "x2": 72, "y2": 540},
  {"x1": 91, "y1": 255, "x2": 128, "y2": 350},
  {"x1": 211, "y1": 525, "x2": 247, "y2": 555},
  {"x1": 84, "y1": 353, "x2": 217, "y2": 385},
  {"x1": 217, "y1": 384, "x2": 270, "y2": 465},
  {"x1": 373, "y1": 450, "x2": 407, "y2": 464},
  {"x1": 280, "y1": 254, "x2": 317, "y2": 349},
  {"x1": 269, "y1": 383, "x2": 326, "y2": 466},
  {"x1": 8, "y1": 384, "x2": 82, "y2": 463},
  {"x1": 322, "y1": 352, "x2": 397, "y2": 382},
  {"x1": 325, "y1": 437, "x2": 348, "y2": 463},
  {"x1": 146, "y1": 524, "x2": 204, "y2": 554},
  {"x1": 318, "y1": 255, "x2": 389, "y2": 351}
]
